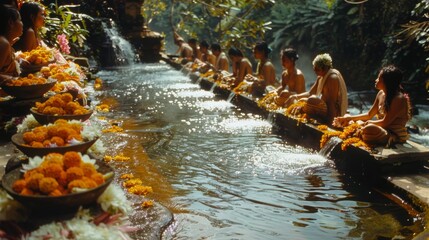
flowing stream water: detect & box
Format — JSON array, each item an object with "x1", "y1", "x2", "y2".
[{"x1": 95, "y1": 63, "x2": 423, "y2": 239}]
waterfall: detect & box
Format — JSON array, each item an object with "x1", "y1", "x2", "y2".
[
  {"x1": 267, "y1": 112, "x2": 275, "y2": 124},
  {"x1": 319, "y1": 137, "x2": 342, "y2": 157},
  {"x1": 100, "y1": 20, "x2": 137, "y2": 66},
  {"x1": 226, "y1": 92, "x2": 235, "y2": 103},
  {"x1": 209, "y1": 84, "x2": 216, "y2": 93}
]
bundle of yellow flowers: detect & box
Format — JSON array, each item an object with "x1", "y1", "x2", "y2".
[
  {"x1": 18, "y1": 46, "x2": 54, "y2": 65},
  {"x1": 285, "y1": 100, "x2": 308, "y2": 124},
  {"x1": 5, "y1": 74, "x2": 47, "y2": 86},
  {"x1": 257, "y1": 92, "x2": 280, "y2": 111},
  {"x1": 319, "y1": 123, "x2": 370, "y2": 150}
]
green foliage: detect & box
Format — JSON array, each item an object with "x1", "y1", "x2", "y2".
[
  {"x1": 171, "y1": 0, "x2": 274, "y2": 51},
  {"x1": 141, "y1": 0, "x2": 167, "y2": 25},
  {"x1": 397, "y1": 1, "x2": 429, "y2": 72},
  {"x1": 269, "y1": 0, "x2": 361, "y2": 54},
  {"x1": 42, "y1": 3, "x2": 92, "y2": 50}
]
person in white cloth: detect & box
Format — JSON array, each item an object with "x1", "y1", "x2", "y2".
[{"x1": 285, "y1": 53, "x2": 348, "y2": 124}]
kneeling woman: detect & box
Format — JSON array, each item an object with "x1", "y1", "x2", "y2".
[{"x1": 334, "y1": 65, "x2": 410, "y2": 146}]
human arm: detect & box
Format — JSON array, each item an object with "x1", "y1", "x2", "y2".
[{"x1": 334, "y1": 90, "x2": 382, "y2": 126}]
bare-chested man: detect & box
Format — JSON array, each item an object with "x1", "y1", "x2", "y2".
[
  {"x1": 275, "y1": 48, "x2": 305, "y2": 106},
  {"x1": 287, "y1": 53, "x2": 348, "y2": 124}
]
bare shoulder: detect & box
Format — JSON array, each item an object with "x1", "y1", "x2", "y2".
[
  {"x1": 327, "y1": 72, "x2": 340, "y2": 81},
  {"x1": 296, "y1": 68, "x2": 305, "y2": 78}
]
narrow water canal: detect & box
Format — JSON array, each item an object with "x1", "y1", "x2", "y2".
[{"x1": 95, "y1": 63, "x2": 422, "y2": 239}]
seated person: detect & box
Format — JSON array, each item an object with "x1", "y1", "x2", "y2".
[
  {"x1": 14, "y1": 2, "x2": 45, "y2": 52},
  {"x1": 188, "y1": 38, "x2": 202, "y2": 61},
  {"x1": 287, "y1": 53, "x2": 348, "y2": 124},
  {"x1": 200, "y1": 40, "x2": 216, "y2": 67},
  {"x1": 174, "y1": 32, "x2": 193, "y2": 61},
  {"x1": 228, "y1": 47, "x2": 252, "y2": 87},
  {"x1": 252, "y1": 41, "x2": 276, "y2": 96},
  {"x1": 275, "y1": 48, "x2": 305, "y2": 105},
  {"x1": 211, "y1": 43, "x2": 229, "y2": 72},
  {"x1": 0, "y1": 4, "x2": 22, "y2": 84},
  {"x1": 334, "y1": 65, "x2": 410, "y2": 146}
]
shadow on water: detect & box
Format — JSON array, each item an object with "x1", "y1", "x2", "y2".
[{"x1": 95, "y1": 63, "x2": 424, "y2": 240}]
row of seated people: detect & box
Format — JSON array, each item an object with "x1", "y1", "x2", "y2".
[{"x1": 174, "y1": 33, "x2": 410, "y2": 148}]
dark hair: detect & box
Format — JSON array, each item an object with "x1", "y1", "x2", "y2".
[
  {"x1": 200, "y1": 40, "x2": 209, "y2": 48},
  {"x1": 228, "y1": 47, "x2": 243, "y2": 57},
  {"x1": 188, "y1": 38, "x2": 197, "y2": 45},
  {"x1": 19, "y1": 2, "x2": 42, "y2": 31},
  {"x1": 211, "y1": 43, "x2": 221, "y2": 52},
  {"x1": 0, "y1": 4, "x2": 19, "y2": 35},
  {"x1": 254, "y1": 41, "x2": 271, "y2": 58},
  {"x1": 380, "y1": 65, "x2": 405, "y2": 112},
  {"x1": 281, "y1": 48, "x2": 299, "y2": 62}
]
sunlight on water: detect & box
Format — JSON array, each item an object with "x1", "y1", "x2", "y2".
[
  {"x1": 165, "y1": 83, "x2": 200, "y2": 90},
  {"x1": 175, "y1": 90, "x2": 216, "y2": 99},
  {"x1": 216, "y1": 118, "x2": 272, "y2": 133},
  {"x1": 250, "y1": 152, "x2": 328, "y2": 176},
  {"x1": 195, "y1": 100, "x2": 233, "y2": 111}
]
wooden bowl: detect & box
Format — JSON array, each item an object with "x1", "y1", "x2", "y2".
[
  {"x1": 30, "y1": 108, "x2": 93, "y2": 125},
  {"x1": 1, "y1": 160, "x2": 114, "y2": 214},
  {"x1": 11, "y1": 133, "x2": 98, "y2": 157},
  {"x1": 1, "y1": 81, "x2": 56, "y2": 99}
]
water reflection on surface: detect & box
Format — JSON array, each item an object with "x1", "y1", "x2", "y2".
[{"x1": 95, "y1": 64, "x2": 422, "y2": 239}]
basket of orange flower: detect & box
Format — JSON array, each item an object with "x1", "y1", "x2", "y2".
[
  {"x1": 30, "y1": 92, "x2": 93, "y2": 125},
  {"x1": 1, "y1": 152, "x2": 114, "y2": 213},
  {"x1": 11, "y1": 119, "x2": 98, "y2": 157},
  {"x1": 0, "y1": 74, "x2": 56, "y2": 99},
  {"x1": 18, "y1": 46, "x2": 56, "y2": 75}
]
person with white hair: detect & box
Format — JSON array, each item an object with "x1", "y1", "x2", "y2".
[{"x1": 286, "y1": 53, "x2": 348, "y2": 124}]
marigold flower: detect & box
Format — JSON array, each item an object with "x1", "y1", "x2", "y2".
[
  {"x1": 12, "y1": 179, "x2": 27, "y2": 193},
  {"x1": 39, "y1": 177, "x2": 59, "y2": 194},
  {"x1": 63, "y1": 151, "x2": 82, "y2": 169},
  {"x1": 41, "y1": 163, "x2": 63, "y2": 179},
  {"x1": 120, "y1": 173, "x2": 134, "y2": 180},
  {"x1": 30, "y1": 141, "x2": 44, "y2": 148},
  {"x1": 141, "y1": 200, "x2": 154, "y2": 208},
  {"x1": 123, "y1": 178, "x2": 142, "y2": 188},
  {"x1": 26, "y1": 173, "x2": 44, "y2": 191},
  {"x1": 91, "y1": 172, "x2": 105, "y2": 185},
  {"x1": 20, "y1": 188, "x2": 34, "y2": 195},
  {"x1": 127, "y1": 185, "x2": 153, "y2": 195},
  {"x1": 66, "y1": 167, "x2": 84, "y2": 182},
  {"x1": 81, "y1": 162, "x2": 96, "y2": 177}
]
